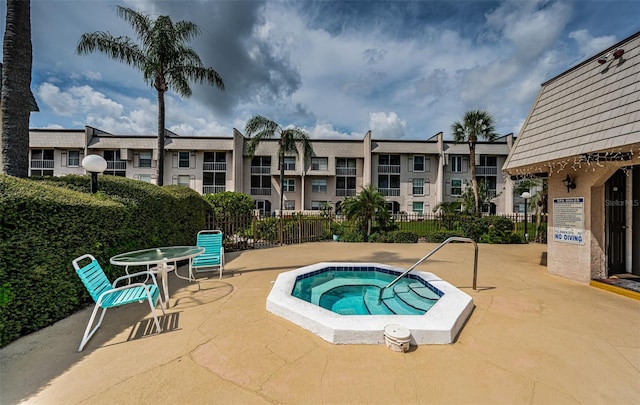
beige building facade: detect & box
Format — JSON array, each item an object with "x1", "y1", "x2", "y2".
[{"x1": 29, "y1": 126, "x2": 520, "y2": 216}]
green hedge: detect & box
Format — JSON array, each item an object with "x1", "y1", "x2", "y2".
[{"x1": 0, "y1": 174, "x2": 210, "y2": 347}]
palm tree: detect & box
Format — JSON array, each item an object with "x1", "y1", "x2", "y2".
[
  {"x1": 76, "y1": 6, "x2": 224, "y2": 186},
  {"x1": 1, "y1": 0, "x2": 34, "y2": 177},
  {"x1": 342, "y1": 185, "x2": 388, "y2": 240},
  {"x1": 451, "y1": 110, "x2": 498, "y2": 214},
  {"x1": 244, "y1": 115, "x2": 314, "y2": 214}
]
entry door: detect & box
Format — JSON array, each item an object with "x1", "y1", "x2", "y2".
[{"x1": 606, "y1": 170, "x2": 626, "y2": 274}]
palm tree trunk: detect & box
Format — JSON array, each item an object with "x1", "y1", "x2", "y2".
[
  {"x1": 1, "y1": 0, "x2": 32, "y2": 177},
  {"x1": 469, "y1": 142, "x2": 479, "y2": 214},
  {"x1": 156, "y1": 89, "x2": 165, "y2": 186}
]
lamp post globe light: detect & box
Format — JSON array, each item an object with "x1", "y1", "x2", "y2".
[
  {"x1": 521, "y1": 191, "x2": 531, "y2": 242},
  {"x1": 82, "y1": 155, "x2": 107, "y2": 194}
]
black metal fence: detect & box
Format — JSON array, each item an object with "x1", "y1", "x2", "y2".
[
  {"x1": 205, "y1": 213, "x2": 333, "y2": 251},
  {"x1": 206, "y1": 211, "x2": 547, "y2": 251}
]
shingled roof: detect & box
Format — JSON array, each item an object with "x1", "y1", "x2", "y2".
[{"x1": 503, "y1": 31, "x2": 640, "y2": 173}]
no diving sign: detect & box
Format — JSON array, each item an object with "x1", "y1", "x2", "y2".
[{"x1": 552, "y1": 197, "x2": 585, "y2": 245}]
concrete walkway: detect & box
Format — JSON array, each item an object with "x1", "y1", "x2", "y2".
[{"x1": 2, "y1": 242, "x2": 639, "y2": 404}]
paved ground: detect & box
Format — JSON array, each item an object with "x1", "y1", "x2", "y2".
[{"x1": 2, "y1": 242, "x2": 639, "y2": 405}]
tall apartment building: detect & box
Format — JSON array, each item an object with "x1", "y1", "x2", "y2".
[{"x1": 28, "y1": 126, "x2": 520, "y2": 214}]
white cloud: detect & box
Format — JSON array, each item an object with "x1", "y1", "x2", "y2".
[
  {"x1": 369, "y1": 112, "x2": 406, "y2": 138},
  {"x1": 568, "y1": 29, "x2": 617, "y2": 59}
]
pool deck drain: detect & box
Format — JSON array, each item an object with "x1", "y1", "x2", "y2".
[{"x1": 266, "y1": 262, "x2": 474, "y2": 344}]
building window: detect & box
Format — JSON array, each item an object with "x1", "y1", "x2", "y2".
[
  {"x1": 480, "y1": 155, "x2": 497, "y2": 167},
  {"x1": 336, "y1": 176, "x2": 356, "y2": 196},
  {"x1": 413, "y1": 155, "x2": 425, "y2": 172},
  {"x1": 336, "y1": 158, "x2": 356, "y2": 176},
  {"x1": 251, "y1": 156, "x2": 271, "y2": 173},
  {"x1": 378, "y1": 154, "x2": 400, "y2": 173},
  {"x1": 255, "y1": 199, "x2": 271, "y2": 216},
  {"x1": 139, "y1": 151, "x2": 152, "y2": 168},
  {"x1": 204, "y1": 151, "x2": 226, "y2": 171},
  {"x1": 284, "y1": 200, "x2": 295, "y2": 210},
  {"x1": 336, "y1": 158, "x2": 357, "y2": 196},
  {"x1": 412, "y1": 178, "x2": 424, "y2": 195},
  {"x1": 30, "y1": 149, "x2": 54, "y2": 176},
  {"x1": 450, "y1": 156, "x2": 463, "y2": 173},
  {"x1": 138, "y1": 174, "x2": 152, "y2": 183},
  {"x1": 251, "y1": 174, "x2": 271, "y2": 195},
  {"x1": 203, "y1": 172, "x2": 226, "y2": 194},
  {"x1": 178, "y1": 151, "x2": 190, "y2": 168},
  {"x1": 67, "y1": 151, "x2": 80, "y2": 167},
  {"x1": 378, "y1": 174, "x2": 400, "y2": 196},
  {"x1": 451, "y1": 179, "x2": 462, "y2": 196},
  {"x1": 311, "y1": 157, "x2": 328, "y2": 171},
  {"x1": 104, "y1": 150, "x2": 126, "y2": 176},
  {"x1": 177, "y1": 175, "x2": 190, "y2": 187},
  {"x1": 280, "y1": 156, "x2": 296, "y2": 171},
  {"x1": 311, "y1": 179, "x2": 327, "y2": 193},
  {"x1": 283, "y1": 178, "x2": 296, "y2": 192},
  {"x1": 311, "y1": 200, "x2": 329, "y2": 210},
  {"x1": 412, "y1": 201, "x2": 424, "y2": 215}
]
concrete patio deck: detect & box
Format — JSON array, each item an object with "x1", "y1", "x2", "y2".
[{"x1": 2, "y1": 242, "x2": 639, "y2": 404}]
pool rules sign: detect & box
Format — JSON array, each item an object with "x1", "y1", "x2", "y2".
[{"x1": 552, "y1": 197, "x2": 585, "y2": 245}]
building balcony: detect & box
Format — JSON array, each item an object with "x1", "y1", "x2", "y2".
[
  {"x1": 336, "y1": 167, "x2": 356, "y2": 176},
  {"x1": 251, "y1": 187, "x2": 271, "y2": 195},
  {"x1": 336, "y1": 189, "x2": 356, "y2": 197},
  {"x1": 377, "y1": 165, "x2": 400, "y2": 174},
  {"x1": 476, "y1": 166, "x2": 498, "y2": 175},
  {"x1": 251, "y1": 167, "x2": 271, "y2": 174},
  {"x1": 203, "y1": 162, "x2": 226, "y2": 171},
  {"x1": 379, "y1": 188, "x2": 400, "y2": 196},
  {"x1": 30, "y1": 160, "x2": 54, "y2": 169},
  {"x1": 203, "y1": 185, "x2": 226, "y2": 194},
  {"x1": 107, "y1": 161, "x2": 126, "y2": 170}
]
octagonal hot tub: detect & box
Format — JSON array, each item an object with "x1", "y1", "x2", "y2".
[{"x1": 266, "y1": 262, "x2": 474, "y2": 345}]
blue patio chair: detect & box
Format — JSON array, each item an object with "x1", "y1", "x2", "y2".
[
  {"x1": 188, "y1": 230, "x2": 224, "y2": 280},
  {"x1": 72, "y1": 254, "x2": 166, "y2": 352}
]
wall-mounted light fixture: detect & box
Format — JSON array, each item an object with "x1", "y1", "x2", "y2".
[
  {"x1": 598, "y1": 48, "x2": 625, "y2": 65},
  {"x1": 562, "y1": 175, "x2": 576, "y2": 193}
]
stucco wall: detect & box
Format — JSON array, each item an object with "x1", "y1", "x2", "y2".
[{"x1": 547, "y1": 171, "x2": 593, "y2": 283}]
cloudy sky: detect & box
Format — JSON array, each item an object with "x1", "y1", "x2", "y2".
[{"x1": 3, "y1": 0, "x2": 639, "y2": 139}]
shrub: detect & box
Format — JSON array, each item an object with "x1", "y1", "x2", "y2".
[
  {"x1": 460, "y1": 215, "x2": 518, "y2": 244},
  {"x1": 387, "y1": 230, "x2": 419, "y2": 243},
  {"x1": 424, "y1": 230, "x2": 465, "y2": 243},
  {"x1": 0, "y1": 174, "x2": 209, "y2": 347}
]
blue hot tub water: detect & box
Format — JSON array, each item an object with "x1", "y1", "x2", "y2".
[{"x1": 291, "y1": 266, "x2": 443, "y2": 316}]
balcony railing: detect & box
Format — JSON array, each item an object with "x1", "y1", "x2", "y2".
[
  {"x1": 379, "y1": 188, "x2": 400, "y2": 196},
  {"x1": 377, "y1": 165, "x2": 400, "y2": 174},
  {"x1": 107, "y1": 161, "x2": 126, "y2": 170},
  {"x1": 251, "y1": 167, "x2": 271, "y2": 174},
  {"x1": 251, "y1": 187, "x2": 272, "y2": 195},
  {"x1": 30, "y1": 160, "x2": 54, "y2": 169},
  {"x1": 476, "y1": 166, "x2": 498, "y2": 175},
  {"x1": 203, "y1": 162, "x2": 226, "y2": 171},
  {"x1": 336, "y1": 167, "x2": 356, "y2": 176},
  {"x1": 203, "y1": 185, "x2": 226, "y2": 194},
  {"x1": 336, "y1": 189, "x2": 356, "y2": 197}
]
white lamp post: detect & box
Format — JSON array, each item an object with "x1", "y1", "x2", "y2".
[
  {"x1": 521, "y1": 191, "x2": 531, "y2": 242},
  {"x1": 82, "y1": 155, "x2": 107, "y2": 194}
]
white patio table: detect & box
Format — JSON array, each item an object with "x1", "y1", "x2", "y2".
[{"x1": 110, "y1": 246, "x2": 205, "y2": 308}]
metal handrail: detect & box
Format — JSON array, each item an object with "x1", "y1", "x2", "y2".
[{"x1": 382, "y1": 237, "x2": 478, "y2": 294}]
